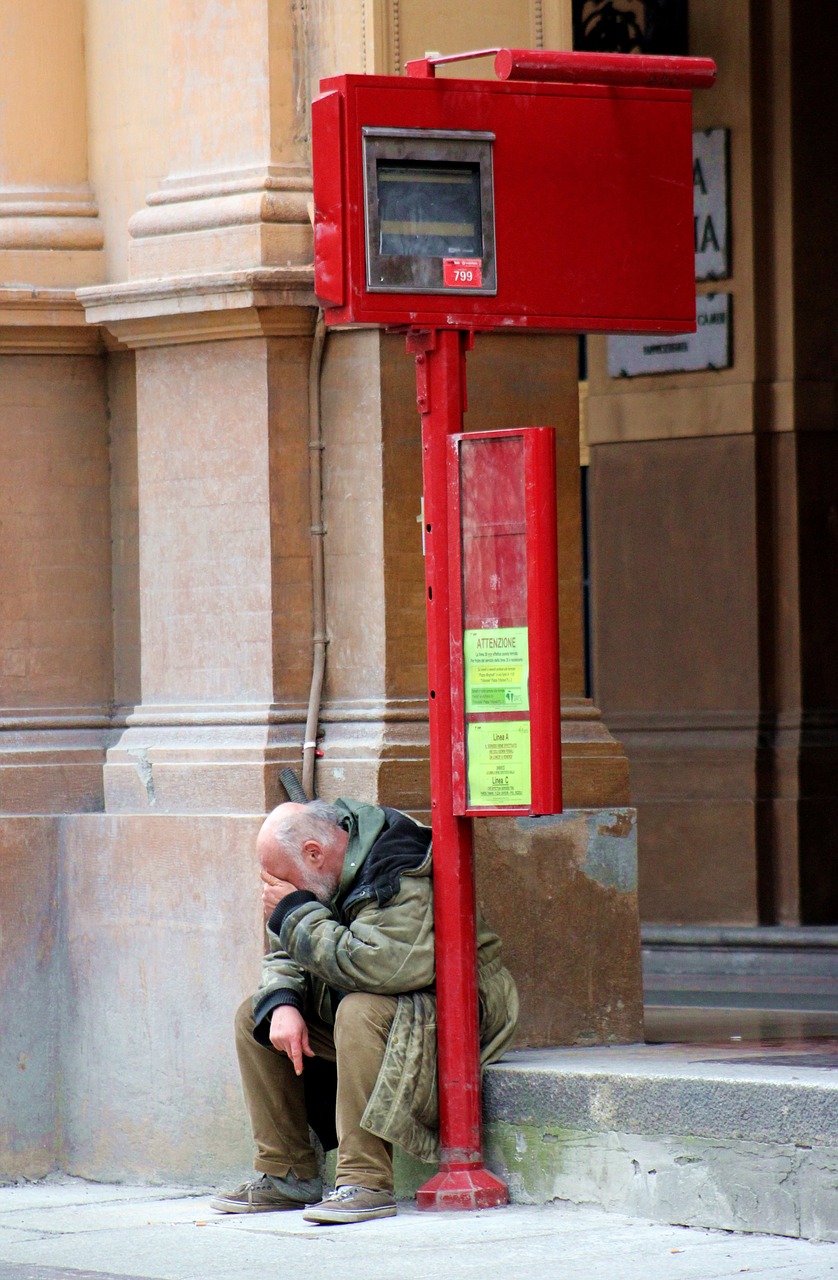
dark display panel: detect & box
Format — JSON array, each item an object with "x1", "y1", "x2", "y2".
[
  {"x1": 377, "y1": 160, "x2": 483, "y2": 259},
  {"x1": 362, "y1": 127, "x2": 497, "y2": 296}
]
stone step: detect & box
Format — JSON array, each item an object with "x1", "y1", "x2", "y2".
[
  {"x1": 477, "y1": 1041, "x2": 838, "y2": 1242},
  {"x1": 642, "y1": 926, "x2": 838, "y2": 1006}
]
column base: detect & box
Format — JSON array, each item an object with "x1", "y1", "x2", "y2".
[
  {"x1": 102, "y1": 709, "x2": 310, "y2": 814},
  {"x1": 102, "y1": 698, "x2": 433, "y2": 816},
  {"x1": 416, "y1": 1165, "x2": 509, "y2": 1211},
  {"x1": 315, "y1": 698, "x2": 430, "y2": 817},
  {"x1": 560, "y1": 696, "x2": 630, "y2": 808},
  {"x1": 0, "y1": 711, "x2": 114, "y2": 814},
  {"x1": 127, "y1": 167, "x2": 313, "y2": 278},
  {"x1": 0, "y1": 188, "x2": 104, "y2": 288}
]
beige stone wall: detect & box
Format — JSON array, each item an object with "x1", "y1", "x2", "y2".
[
  {"x1": 1, "y1": 356, "x2": 112, "y2": 711},
  {"x1": 309, "y1": 0, "x2": 571, "y2": 84},
  {"x1": 0, "y1": 345, "x2": 113, "y2": 815},
  {"x1": 0, "y1": 818, "x2": 62, "y2": 1181}
]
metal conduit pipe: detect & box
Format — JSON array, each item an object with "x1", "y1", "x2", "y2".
[{"x1": 302, "y1": 310, "x2": 328, "y2": 799}]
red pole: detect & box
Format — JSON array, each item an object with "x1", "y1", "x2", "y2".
[{"x1": 409, "y1": 327, "x2": 508, "y2": 1211}]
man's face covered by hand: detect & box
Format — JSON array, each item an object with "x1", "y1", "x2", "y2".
[
  {"x1": 257, "y1": 803, "x2": 346, "y2": 908},
  {"x1": 263, "y1": 850, "x2": 341, "y2": 905}
]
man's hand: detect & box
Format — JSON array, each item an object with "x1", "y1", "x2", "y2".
[
  {"x1": 269, "y1": 1005, "x2": 314, "y2": 1075},
  {"x1": 261, "y1": 869, "x2": 299, "y2": 920}
]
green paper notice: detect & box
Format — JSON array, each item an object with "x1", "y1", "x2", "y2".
[
  {"x1": 463, "y1": 627, "x2": 529, "y2": 712},
  {"x1": 467, "y1": 721, "x2": 531, "y2": 807}
]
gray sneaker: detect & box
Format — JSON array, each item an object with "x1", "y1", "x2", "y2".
[
  {"x1": 210, "y1": 1172, "x2": 323, "y2": 1213},
  {"x1": 302, "y1": 1185, "x2": 397, "y2": 1224}
]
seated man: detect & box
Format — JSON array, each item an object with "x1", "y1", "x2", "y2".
[{"x1": 211, "y1": 797, "x2": 518, "y2": 1225}]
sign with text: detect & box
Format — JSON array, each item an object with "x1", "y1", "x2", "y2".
[
  {"x1": 607, "y1": 292, "x2": 731, "y2": 377},
  {"x1": 443, "y1": 258, "x2": 483, "y2": 288},
  {"x1": 694, "y1": 128, "x2": 729, "y2": 281},
  {"x1": 464, "y1": 627, "x2": 529, "y2": 712},
  {"x1": 466, "y1": 721, "x2": 531, "y2": 808}
]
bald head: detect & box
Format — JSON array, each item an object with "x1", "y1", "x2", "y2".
[{"x1": 257, "y1": 800, "x2": 348, "y2": 903}]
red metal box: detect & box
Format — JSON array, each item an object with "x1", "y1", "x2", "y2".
[{"x1": 313, "y1": 71, "x2": 696, "y2": 333}]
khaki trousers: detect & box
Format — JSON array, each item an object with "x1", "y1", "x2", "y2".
[{"x1": 234, "y1": 993, "x2": 397, "y2": 1193}]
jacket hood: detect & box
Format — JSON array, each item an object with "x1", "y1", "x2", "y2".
[{"x1": 335, "y1": 800, "x2": 432, "y2": 912}]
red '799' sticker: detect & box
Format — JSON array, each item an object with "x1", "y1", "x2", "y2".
[{"x1": 443, "y1": 258, "x2": 483, "y2": 288}]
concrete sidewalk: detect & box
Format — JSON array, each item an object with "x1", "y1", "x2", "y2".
[{"x1": 0, "y1": 1179, "x2": 836, "y2": 1280}]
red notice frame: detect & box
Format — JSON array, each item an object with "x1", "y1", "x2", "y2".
[{"x1": 448, "y1": 427, "x2": 562, "y2": 818}]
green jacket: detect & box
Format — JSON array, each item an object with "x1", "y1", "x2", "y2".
[{"x1": 252, "y1": 798, "x2": 518, "y2": 1163}]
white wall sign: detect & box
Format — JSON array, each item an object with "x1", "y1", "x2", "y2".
[
  {"x1": 694, "y1": 128, "x2": 729, "y2": 281},
  {"x1": 607, "y1": 293, "x2": 732, "y2": 377}
]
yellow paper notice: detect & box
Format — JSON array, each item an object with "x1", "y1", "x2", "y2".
[
  {"x1": 464, "y1": 627, "x2": 529, "y2": 713},
  {"x1": 467, "y1": 721, "x2": 531, "y2": 807}
]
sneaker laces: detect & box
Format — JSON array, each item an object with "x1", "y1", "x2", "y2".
[
  {"x1": 324, "y1": 1185, "x2": 367, "y2": 1201},
  {"x1": 226, "y1": 1176, "x2": 273, "y2": 1195}
]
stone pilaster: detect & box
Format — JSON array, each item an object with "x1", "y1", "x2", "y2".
[
  {"x1": 80, "y1": 274, "x2": 318, "y2": 813},
  {"x1": 77, "y1": 1, "x2": 321, "y2": 812}
]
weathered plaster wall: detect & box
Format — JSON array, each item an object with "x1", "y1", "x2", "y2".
[
  {"x1": 0, "y1": 818, "x2": 62, "y2": 1181},
  {"x1": 476, "y1": 809, "x2": 643, "y2": 1047},
  {"x1": 60, "y1": 814, "x2": 263, "y2": 1185}
]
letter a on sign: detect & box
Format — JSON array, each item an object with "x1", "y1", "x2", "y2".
[{"x1": 693, "y1": 128, "x2": 728, "y2": 281}]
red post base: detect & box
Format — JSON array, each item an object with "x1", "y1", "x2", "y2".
[{"x1": 416, "y1": 1167, "x2": 509, "y2": 1211}]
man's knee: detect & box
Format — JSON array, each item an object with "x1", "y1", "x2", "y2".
[{"x1": 333, "y1": 992, "x2": 397, "y2": 1048}]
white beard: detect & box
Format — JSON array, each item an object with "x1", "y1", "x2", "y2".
[{"x1": 302, "y1": 867, "x2": 341, "y2": 905}]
